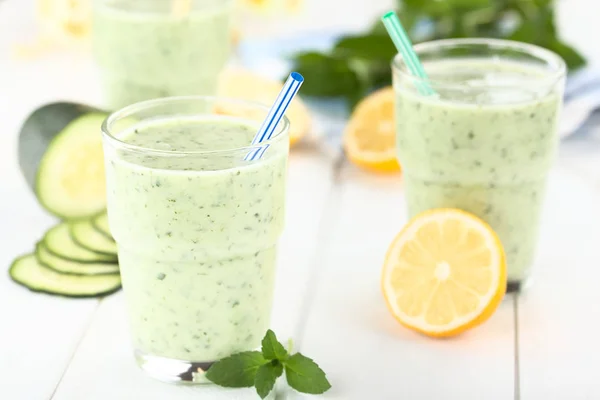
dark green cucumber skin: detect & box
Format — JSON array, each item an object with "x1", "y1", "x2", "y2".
[
  {"x1": 35, "y1": 242, "x2": 119, "y2": 276},
  {"x1": 18, "y1": 102, "x2": 103, "y2": 193},
  {"x1": 9, "y1": 254, "x2": 122, "y2": 299},
  {"x1": 91, "y1": 212, "x2": 115, "y2": 242}
]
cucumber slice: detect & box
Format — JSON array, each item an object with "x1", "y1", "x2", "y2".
[
  {"x1": 9, "y1": 253, "x2": 121, "y2": 298},
  {"x1": 44, "y1": 223, "x2": 117, "y2": 264},
  {"x1": 18, "y1": 102, "x2": 108, "y2": 219},
  {"x1": 91, "y1": 211, "x2": 113, "y2": 240},
  {"x1": 70, "y1": 219, "x2": 117, "y2": 256},
  {"x1": 36, "y1": 242, "x2": 119, "y2": 276}
]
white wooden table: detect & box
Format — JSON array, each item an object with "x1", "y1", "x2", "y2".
[{"x1": 2, "y1": 1, "x2": 600, "y2": 399}]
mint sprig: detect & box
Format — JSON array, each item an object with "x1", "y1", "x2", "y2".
[
  {"x1": 204, "y1": 351, "x2": 266, "y2": 388},
  {"x1": 205, "y1": 330, "x2": 331, "y2": 399}
]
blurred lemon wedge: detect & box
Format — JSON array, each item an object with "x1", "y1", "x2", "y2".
[
  {"x1": 217, "y1": 69, "x2": 311, "y2": 147},
  {"x1": 343, "y1": 87, "x2": 400, "y2": 173}
]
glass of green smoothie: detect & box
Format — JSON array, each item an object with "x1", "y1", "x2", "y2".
[
  {"x1": 393, "y1": 39, "x2": 566, "y2": 292},
  {"x1": 101, "y1": 96, "x2": 289, "y2": 383},
  {"x1": 92, "y1": 0, "x2": 233, "y2": 110}
]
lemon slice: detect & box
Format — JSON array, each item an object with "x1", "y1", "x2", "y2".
[{"x1": 382, "y1": 209, "x2": 507, "y2": 337}]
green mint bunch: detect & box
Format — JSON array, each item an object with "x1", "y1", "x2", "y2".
[
  {"x1": 205, "y1": 330, "x2": 332, "y2": 399},
  {"x1": 291, "y1": 0, "x2": 586, "y2": 110}
]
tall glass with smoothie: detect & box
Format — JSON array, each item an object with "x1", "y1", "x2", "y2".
[
  {"x1": 393, "y1": 39, "x2": 565, "y2": 291},
  {"x1": 101, "y1": 97, "x2": 289, "y2": 383},
  {"x1": 92, "y1": 0, "x2": 233, "y2": 110}
]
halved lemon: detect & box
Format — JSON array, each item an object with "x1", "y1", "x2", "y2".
[
  {"x1": 217, "y1": 68, "x2": 311, "y2": 147},
  {"x1": 382, "y1": 209, "x2": 507, "y2": 337},
  {"x1": 343, "y1": 87, "x2": 400, "y2": 173}
]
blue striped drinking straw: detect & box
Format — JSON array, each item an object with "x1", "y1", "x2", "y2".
[{"x1": 244, "y1": 72, "x2": 304, "y2": 161}]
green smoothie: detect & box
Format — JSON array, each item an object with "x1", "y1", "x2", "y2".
[
  {"x1": 395, "y1": 58, "x2": 563, "y2": 287},
  {"x1": 92, "y1": 0, "x2": 232, "y2": 110},
  {"x1": 104, "y1": 115, "x2": 288, "y2": 367}
]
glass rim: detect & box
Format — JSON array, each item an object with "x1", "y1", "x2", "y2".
[
  {"x1": 101, "y1": 96, "x2": 290, "y2": 157},
  {"x1": 392, "y1": 38, "x2": 567, "y2": 90}
]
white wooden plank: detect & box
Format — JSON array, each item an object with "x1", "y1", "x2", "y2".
[
  {"x1": 0, "y1": 188, "x2": 100, "y2": 399},
  {"x1": 0, "y1": 4, "x2": 104, "y2": 393},
  {"x1": 559, "y1": 119, "x2": 600, "y2": 187},
  {"x1": 271, "y1": 151, "x2": 336, "y2": 340},
  {"x1": 51, "y1": 293, "x2": 271, "y2": 400},
  {"x1": 518, "y1": 167, "x2": 600, "y2": 399},
  {"x1": 52, "y1": 151, "x2": 335, "y2": 399},
  {"x1": 294, "y1": 164, "x2": 516, "y2": 400},
  {"x1": 0, "y1": 87, "x2": 98, "y2": 400}
]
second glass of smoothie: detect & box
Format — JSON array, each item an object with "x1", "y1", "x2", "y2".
[
  {"x1": 92, "y1": 0, "x2": 233, "y2": 110},
  {"x1": 101, "y1": 97, "x2": 289, "y2": 383},
  {"x1": 393, "y1": 39, "x2": 566, "y2": 291}
]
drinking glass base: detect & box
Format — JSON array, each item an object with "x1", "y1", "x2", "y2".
[{"x1": 134, "y1": 349, "x2": 215, "y2": 384}]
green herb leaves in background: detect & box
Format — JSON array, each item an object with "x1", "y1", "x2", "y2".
[
  {"x1": 291, "y1": 0, "x2": 585, "y2": 110},
  {"x1": 292, "y1": 36, "x2": 394, "y2": 110},
  {"x1": 205, "y1": 330, "x2": 331, "y2": 399}
]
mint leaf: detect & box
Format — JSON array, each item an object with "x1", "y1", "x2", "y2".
[
  {"x1": 546, "y1": 39, "x2": 586, "y2": 71},
  {"x1": 333, "y1": 34, "x2": 396, "y2": 62},
  {"x1": 261, "y1": 330, "x2": 288, "y2": 361},
  {"x1": 291, "y1": 52, "x2": 362, "y2": 98},
  {"x1": 205, "y1": 351, "x2": 267, "y2": 388},
  {"x1": 284, "y1": 353, "x2": 332, "y2": 395},
  {"x1": 254, "y1": 361, "x2": 284, "y2": 399}
]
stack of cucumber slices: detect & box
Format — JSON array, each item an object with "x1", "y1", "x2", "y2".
[
  {"x1": 11, "y1": 102, "x2": 121, "y2": 298},
  {"x1": 10, "y1": 212, "x2": 122, "y2": 298}
]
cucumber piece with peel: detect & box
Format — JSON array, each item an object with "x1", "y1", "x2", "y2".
[
  {"x1": 70, "y1": 219, "x2": 117, "y2": 256},
  {"x1": 43, "y1": 223, "x2": 117, "y2": 263},
  {"x1": 9, "y1": 254, "x2": 121, "y2": 298},
  {"x1": 91, "y1": 211, "x2": 113, "y2": 240},
  {"x1": 18, "y1": 102, "x2": 108, "y2": 219},
  {"x1": 36, "y1": 242, "x2": 119, "y2": 276}
]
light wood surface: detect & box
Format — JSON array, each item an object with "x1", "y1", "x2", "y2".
[{"x1": 2, "y1": 1, "x2": 600, "y2": 399}]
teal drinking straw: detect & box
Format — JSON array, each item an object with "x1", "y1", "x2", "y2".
[{"x1": 381, "y1": 10, "x2": 434, "y2": 95}]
